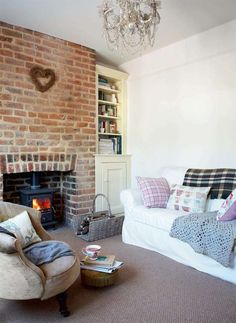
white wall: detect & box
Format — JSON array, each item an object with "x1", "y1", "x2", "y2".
[{"x1": 121, "y1": 20, "x2": 236, "y2": 186}]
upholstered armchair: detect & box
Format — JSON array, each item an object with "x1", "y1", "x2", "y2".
[{"x1": 0, "y1": 201, "x2": 80, "y2": 317}]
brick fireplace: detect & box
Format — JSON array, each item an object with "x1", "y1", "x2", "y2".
[{"x1": 0, "y1": 21, "x2": 96, "y2": 225}]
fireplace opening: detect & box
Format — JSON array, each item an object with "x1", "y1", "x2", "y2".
[
  {"x1": 3, "y1": 169, "x2": 75, "y2": 227},
  {"x1": 20, "y1": 172, "x2": 57, "y2": 228},
  {"x1": 20, "y1": 187, "x2": 57, "y2": 229}
]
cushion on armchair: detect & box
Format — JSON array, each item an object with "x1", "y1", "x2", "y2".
[{"x1": 0, "y1": 210, "x2": 41, "y2": 248}]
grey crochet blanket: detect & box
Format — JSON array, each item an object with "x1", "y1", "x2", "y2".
[
  {"x1": 24, "y1": 240, "x2": 74, "y2": 266},
  {"x1": 170, "y1": 212, "x2": 236, "y2": 267}
]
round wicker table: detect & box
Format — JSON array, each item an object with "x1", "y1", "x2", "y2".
[{"x1": 81, "y1": 269, "x2": 119, "y2": 287}]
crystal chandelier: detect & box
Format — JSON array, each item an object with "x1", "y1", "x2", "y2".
[{"x1": 100, "y1": 0, "x2": 161, "y2": 54}]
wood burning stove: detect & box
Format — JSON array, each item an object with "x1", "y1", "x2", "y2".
[{"x1": 20, "y1": 172, "x2": 57, "y2": 228}]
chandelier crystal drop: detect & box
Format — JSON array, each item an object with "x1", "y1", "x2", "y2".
[{"x1": 99, "y1": 0, "x2": 161, "y2": 55}]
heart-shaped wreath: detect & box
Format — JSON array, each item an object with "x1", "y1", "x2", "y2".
[{"x1": 30, "y1": 66, "x2": 56, "y2": 92}]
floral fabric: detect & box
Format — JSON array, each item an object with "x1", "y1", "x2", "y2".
[
  {"x1": 217, "y1": 188, "x2": 236, "y2": 221},
  {"x1": 0, "y1": 210, "x2": 41, "y2": 248}
]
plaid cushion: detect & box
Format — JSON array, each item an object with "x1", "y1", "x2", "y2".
[
  {"x1": 183, "y1": 168, "x2": 236, "y2": 199},
  {"x1": 136, "y1": 176, "x2": 170, "y2": 208}
]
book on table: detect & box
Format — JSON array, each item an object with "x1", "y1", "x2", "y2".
[
  {"x1": 80, "y1": 256, "x2": 124, "y2": 274},
  {"x1": 83, "y1": 255, "x2": 115, "y2": 267}
]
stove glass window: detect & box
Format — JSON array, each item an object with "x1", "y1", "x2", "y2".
[{"x1": 32, "y1": 197, "x2": 51, "y2": 211}]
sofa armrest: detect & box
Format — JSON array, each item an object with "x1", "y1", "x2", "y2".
[{"x1": 120, "y1": 189, "x2": 143, "y2": 210}]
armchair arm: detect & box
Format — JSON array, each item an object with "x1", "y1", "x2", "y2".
[
  {"x1": 26, "y1": 208, "x2": 52, "y2": 241},
  {"x1": 0, "y1": 239, "x2": 46, "y2": 300}
]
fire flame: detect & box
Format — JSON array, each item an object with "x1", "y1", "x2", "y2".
[{"x1": 32, "y1": 197, "x2": 51, "y2": 210}]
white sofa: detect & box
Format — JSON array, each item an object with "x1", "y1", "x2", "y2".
[{"x1": 121, "y1": 167, "x2": 236, "y2": 284}]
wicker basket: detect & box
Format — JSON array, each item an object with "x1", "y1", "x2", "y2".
[
  {"x1": 81, "y1": 269, "x2": 119, "y2": 287},
  {"x1": 79, "y1": 194, "x2": 124, "y2": 242}
]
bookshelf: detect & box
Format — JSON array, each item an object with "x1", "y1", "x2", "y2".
[
  {"x1": 95, "y1": 65, "x2": 131, "y2": 214},
  {"x1": 96, "y1": 65, "x2": 128, "y2": 155}
]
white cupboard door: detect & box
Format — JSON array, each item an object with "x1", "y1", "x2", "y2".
[{"x1": 100, "y1": 162, "x2": 127, "y2": 214}]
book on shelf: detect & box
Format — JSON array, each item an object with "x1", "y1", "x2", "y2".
[
  {"x1": 83, "y1": 255, "x2": 115, "y2": 267},
  {"x1": 98, "y1": 76, "x2": 108, "y2": 83},
  {"x1": 111, "y1": 138, "x2": 117, "y2": 154},
  {"x1": 98, "y1": 77, "x2": 111, "y2": 89},
  {"x1": 98, "y1": 137, "x2": 121, "y2": 154},
  {"x1": 117, "y1": 136, "x2": 122, "y2": 154},
  {"x1": 80, "y1": 259, "x2": 124, "y2": 274},
  {"x1": 105, "y1": 120, "x2": 109, "y2": 132},
  {"x1": 98, "y1": 138, "x2": 114, "y2": 154}
]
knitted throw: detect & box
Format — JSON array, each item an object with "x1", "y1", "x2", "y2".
[{"x1": 170, "y1": 212, "x2": 236, "y2": 267}]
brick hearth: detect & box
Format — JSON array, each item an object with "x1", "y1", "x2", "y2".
[{"x1": 0, "y1": 21, "x2": 96, "y2": 225}]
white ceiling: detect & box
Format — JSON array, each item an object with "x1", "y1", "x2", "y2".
[{"x1": 0, "y1": 0, "x2": 236, "y2": 67}]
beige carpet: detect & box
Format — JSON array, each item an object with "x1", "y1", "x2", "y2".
[{"x1": 0, "y1": 225, "x2": 236, "y2": 323}]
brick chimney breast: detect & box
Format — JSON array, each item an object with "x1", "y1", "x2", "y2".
[{"x1": 0, "y1": 21, "x2": 96, "y2": 225}]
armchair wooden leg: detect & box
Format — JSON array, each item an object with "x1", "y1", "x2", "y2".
[{"x1": 56, "y1": 292, "x2": 70, "y2": 317}]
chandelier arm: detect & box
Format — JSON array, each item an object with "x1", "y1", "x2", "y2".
[{"x1": 100, "y1": 0, "x2": 161, "y2": 54}]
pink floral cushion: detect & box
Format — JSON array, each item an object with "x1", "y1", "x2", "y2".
[
  {"x1": 217, "y1": 188, "x2": 236, "y2": 221},
  {"x1": 217, "y1": 200, "x2": 236, "y2": 221},
  {"x1": 136, "y1": 176, "x2": 170, "y2": 208}
]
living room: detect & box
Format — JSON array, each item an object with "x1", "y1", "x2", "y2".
[{"x1": 0, "y1": 1, "x2": 236, "y2": 322}]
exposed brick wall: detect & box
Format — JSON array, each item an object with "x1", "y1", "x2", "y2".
[{"x1": 0, "y1": 21, "x2": 96, "y2": 225}]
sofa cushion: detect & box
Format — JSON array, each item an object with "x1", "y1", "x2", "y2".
[
  {"x1": 217, "y1": 201, "x2": 236, "y2": 221},
  {"x1": 136, "y1": 176, "x2": 170, "y2": 208},
  {"x1": 217, "y1": 188, "x2": 236, "y2": 221},
  {"x1": 40, "y1": 254, "x2": 80, "y2": 300},
  {"x1": 160, "y1": 167, "x2": 188, "y2": 186},
  {"x1": 39, "y1": 255, "x2": 76, "y2": 278},
  {"x1": 0, "y1": 210, "x2": 41, "y2": 248},
  {"x1": 128, "y1": 205, "x2": 186, "y2": 232},
  {"x1": 167, "y1": 184, "x2": 211, "y2": 213},
  {"x1": 206, "y1": 199, "x2": 226, "y2": 212}
]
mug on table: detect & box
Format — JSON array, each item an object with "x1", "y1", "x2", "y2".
[{"x1": 82, "y1": 244, "x2": 101, "y2": 260}]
